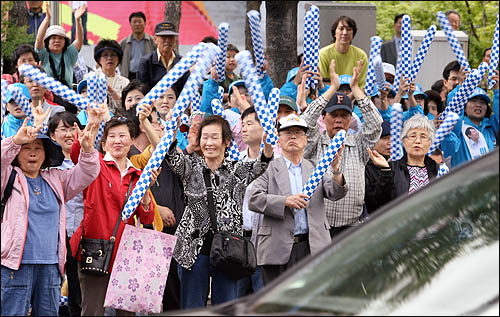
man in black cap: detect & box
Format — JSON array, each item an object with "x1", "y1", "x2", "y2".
[
  {"x1": 302, "y1": 59, "x2": 383, "y2": 238},
  {"x1": 137, "y1": 21, "x2": 189, "y2": 93}
]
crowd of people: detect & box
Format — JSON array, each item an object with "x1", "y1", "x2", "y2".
[{"x1": 1, "y1": 2, "x2": 499, "y2": 316}]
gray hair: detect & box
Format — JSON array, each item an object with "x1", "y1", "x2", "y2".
[{"x1": 401, "y1": 114, "x2": 435, "y2": 143}]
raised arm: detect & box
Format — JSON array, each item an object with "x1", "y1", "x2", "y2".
[
  {"x1": 73, "y1": 4, "x2": 86, "y2": 51},
  {"x1": 35, "y1": 3, "x2": 51, "y2": 51}
]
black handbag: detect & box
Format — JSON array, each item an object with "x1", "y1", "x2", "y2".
[
  {"x1": 203, "y1": 169, "x2": 257, "y2": 280},
  {"x1": 79, "y1": 175, "x2": 135, "y2": 276}
]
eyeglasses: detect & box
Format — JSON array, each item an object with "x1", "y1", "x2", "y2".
[
  {"x1": 405, "y1": 133, "x2": 430, "y2": 142},
  {"x1": 280, "y1": 130, "x2": 306, "y2": 137},
  {"x1": 101, "y1": 53, "x2": 118, "y2": 59},
  {"x1": 112, "y1": 116, "x2": 129, "y2": 123},
  {"x1": 55, "y1": 127, "x2": 77, "y2": 134}
]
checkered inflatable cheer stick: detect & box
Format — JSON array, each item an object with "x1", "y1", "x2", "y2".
[
  {"x1": 86, "y1": 73, "x2": 99, "y2": 103},
  {"x1": 247, "y1": 10, "x2": 266, "y2": 78},
  {"x1": 191, "y1": 88, "x2": 201, "y2": 112},
  {"x1": 216, "y1": 23, "x2": 230, "y2": 83},
  {"x1": 2, "y1": 79, "x2": 9, "y2": 121},
  {"x1": 7, "y1": 85, "x2": 33, "y2": 119},
  {"x1": 365, "y1": 36, "x2": 383, "y2": 96},
  {"x1": 411, "y1": 25, "x2": 437, "y2": 82},
  {"x1": 211, "y1": 99, "x2": 241, "y2": 161},
  {"x1": 235, "y1": 50, "x2": 278, "y2": 145},
  {"x1": 488, "y1": 14, "x2": 499, "y2": 89},
  {"x1": 400, "y1": 15, "x2": 413, "y2": 92},
  {"x1": 394, "y1": 47, "x2": 403, "y2": 94},
  {"x1": 440, "y1": 62, "x2": 489, "y2": 121},
  {"x1": 218, "y1": 85, "x2": 224, "y2": 103},
  {"x1": 373, "y1": 55, "x2": 386, "y2": 93},
  {"x1": 18, "y1": 64, "x2": 89, "y2": 110},
  {"x1": 121, "y1": 43, "x2": 220, "y2": 221},
  {"x1": 301, "y1": 129, "x2": 346, "y2": 200},
  {"x1": 266, "y1": 88, "x2": 280, "y2": 143},
  {"x1": 427, "y1": 112, "x2": 460, "y2": 155},
  {"x1": 137, "y1": 43, "x2": 206, "y2": 113},
  {"x1": 438, "y1": 163, "x2": 449, "y2": 177},
  {"x1": 303, "y1": 11, "x2": 313, "y2": 89},
  {"x1": 310, "y1": 5, "x2": 320, "y2": 90},
  {"x1": 437, "y1": 11, "x2": 471, "y2": 71},
  {"x1": 390, "y1": 103, "x2": 404, "y2": 161},
  {"x1": 97, "y1": 73, "x2": 108, "y2": 104}
]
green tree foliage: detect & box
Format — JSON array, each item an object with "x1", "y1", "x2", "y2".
[
  {"x1": 1, "y1": 1, "x2": 34, "y2": 73},
  {"x1": 342, "y1": 1, "x2": 498, "y2": 68}
]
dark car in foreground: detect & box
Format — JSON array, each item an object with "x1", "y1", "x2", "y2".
[{"x1": 164, "y1": 148, "x2": 499, "y2": 316}]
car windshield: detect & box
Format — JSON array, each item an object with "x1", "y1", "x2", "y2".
[{"x1": 250, "y1": 151, "x2": 499, "y2": 315}]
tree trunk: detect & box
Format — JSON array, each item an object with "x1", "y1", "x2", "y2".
[
  {"x1": 245, "y1": 1, "x2": 262, "y2": 57},
  {"x1": 266, "y1": 1, "x2": 298, "y2": 88},
  {"x1": 164, "y1": 1, "x2": 182, "y2": 53},
  {"x1": 9, "y1": 0, "x2": 28, "y2": 27}
]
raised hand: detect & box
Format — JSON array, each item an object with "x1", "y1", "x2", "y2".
[
  {"x1": 31, "y1": 98, "x2": 50, "y2": 129},
  {"x1": 148, "y1": 167, "x2": 162, "y2": 190},
  {"x1": 185, "y1": 122, "x2": 201, "y2": 154},
  {"x1": 293, "y1": 60, "x2": 312, "y2": 86},
  {"x1": 74, "y1": 4, "x2": 87, "y2": 20},
  {"x1": 296, "y1": 73, "x2": 310, "y2": 112},
  {"x1": 367, "y1": 147, "x2": 390, "y2": 168},
  {"x1": 350, "y1": 59, "x2": 364, "y2": 89},
  {"x1": 329, "y1": 59, "x2": 340, "y2": 92},
  {"x1": 232, "y1": 83, "x2": 252, "y2": 110},
  {"x1": 12, "y1": 118, "x2": 41, "y2": 145},
  {"x1": 86, "y1": 103, "x2": 107, "y2": 128},
  {"x1": 331, "y1": 144, "x2": 344, "y2": 171},
  {"x1": 79, "y1": 124, "x2": 95, "y2": 153},
  {"x1": 138, "y1": 102, "x2": 154, "y2": 122},
  {"x1": 285, "y1": 193, "x2": 310, "y2": 210},
  {"x1": 492, "y1": 69, "x2": 499, "y2": 90},
  {"x1": 45, "y1": 2, "x2": 52, "y2": 19}
]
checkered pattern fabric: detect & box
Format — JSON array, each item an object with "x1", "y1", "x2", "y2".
[
  {"x1": 216, "y1": 23, "x2": 230, "y2": 83},
  {"x1": 438, "y1": 163, "x2": 449, "y2": 177},
  {"x1": 180, "y1": 113, "x2": 190, "y2": 126},
  {"x1": 235, "y1": 50, "x2": 278, "y2": 145},
  {"x1": 365, "y1": 36, "x2": 383, "y2": 97},
  {"x1": 393, "y1": 47, "x2": 403, "y2": 94},
  {"x1": 97, "y1": 73, "x2": 107, "y2": 104},
  {"x1": 440, "y1": 62, "x2": 489, "y2": 121},
  {"x1": 303, "y1": 7, "x2": 320, "y2": 90},
  {"x1": 218, "y1": 85, "x2": 224, "y2": 103},
  {"x1": 390, "y1": 103, "x2": 404, "y2": 161},
  {"x1": 488, "y1": 14, "x2": 499, "y2": 89},
  {"x1": 266, "y1": 87, "x2": 280, "y2": 144},
  {"x1": 8, "y1": 85, "x2": 33, "y2": 119},
  {"x1": 1, "y1": 79, "x2": 8, "y2": 121},
  {"x1": 94, "y1": 120, "x2": 106, "y2": 150},
  {"x1": 18, "y1": 64, "x2": 89, "y2": 110},
  {"x1": 437, "y1": 11, "x2": 471, "y2": 71},
  {"x1": 302, "y1": 129, "x2": 346, "y2": 199},
  {"x1": 428, "y1": 112, "x2": 460, "y2": 155},
  {"x1": 137, "y1": 43, "x2": 206, "y2": 110},
  {"x1": 87, "y1": 73, "x2": 99, "y2": 103},
  {"x1": 247, "y1": 10, "x2": 266, "y2": 78},
  {"x1": 211, "y1": 98, "x2": 242, "y2": 161},
  {"x1": 411, "y1": 25, "x2": 437, "y2": 82},
  {"x1": 59, "y1": 295, "x2": 68, "y2": 307},
  {"x1": 191, "y1": 88, "x2": 201, "y2": 112},
  {"x1": 400, "y1": 15, "x2": 413, "y2": 93},
  {"x1": 122, "y1": 43, "x2": 220, "y2": 221}
]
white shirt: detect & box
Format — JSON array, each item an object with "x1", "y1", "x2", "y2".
[{"x1": 103, "y1": 152, "x2": 134, "y2": 179}]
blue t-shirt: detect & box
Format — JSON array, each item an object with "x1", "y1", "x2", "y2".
[{"x1": 21, "y1": 175, "x2": 59, "y2": 264}]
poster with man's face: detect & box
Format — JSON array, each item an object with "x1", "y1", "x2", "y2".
[{"x1": 462, "y1": 123, "x2": 488, "y2": 159}]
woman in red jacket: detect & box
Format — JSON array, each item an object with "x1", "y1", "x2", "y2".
[{"x1": 69, "y1": 115, "x2": 159, "y2": 316}]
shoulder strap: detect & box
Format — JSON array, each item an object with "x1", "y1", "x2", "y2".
[
  {"x1": 1, "y1": 169, "x2": 18, "y2": 220},
  {"x1": 202, "y1": 168, "x2": 218, "y2": 233}
]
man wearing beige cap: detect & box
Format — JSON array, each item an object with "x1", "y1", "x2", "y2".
[{"x1": 137, "y1": 21, "x2": 189, "y2": 93}]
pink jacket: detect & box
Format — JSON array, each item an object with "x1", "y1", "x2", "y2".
[{"x1": 1, "y1": 136, "x2": 100, "y2": 274}]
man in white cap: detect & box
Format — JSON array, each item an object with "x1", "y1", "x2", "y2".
[
  {"x1": 248, "y1": 113, "x2": 347, "y2": 285},
  {"x1": 35, "y1": 3, "x2": 86, "y2": 88},
  {"x1": 382, "y1": 62, "x2": 396, "y2": 85}
]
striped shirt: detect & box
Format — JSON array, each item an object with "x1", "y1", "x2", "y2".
[{"x1": 302, "y1": 95, "x2": 383, "y2": 226}]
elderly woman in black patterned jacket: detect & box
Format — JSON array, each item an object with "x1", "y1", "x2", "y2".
[
  {"x1": 165, "y1": 115, "x2": 273, "y2": 309},
  {"x1": 367, "y1": 114, "x2": 438, "y2": 201}
]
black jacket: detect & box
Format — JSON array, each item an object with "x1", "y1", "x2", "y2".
[
  {"x1": 137, "y1": 50, "x2": 189, "y2": 93},
  {"x1": 366, "y1": 155, "x2": 438, "y2": 213}
]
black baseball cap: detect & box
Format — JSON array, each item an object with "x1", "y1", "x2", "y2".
[
  {"x1": 155, "y1": 21, "x2": 179, "y2": 36},
  {"x1": 324, "y1": 92, "x2": 352, "y2": 114}
]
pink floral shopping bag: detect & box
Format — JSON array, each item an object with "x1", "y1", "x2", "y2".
[{"x1": 104, "y1": 224, "x2": 177, "y2": 314}]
